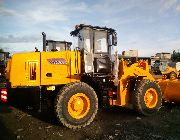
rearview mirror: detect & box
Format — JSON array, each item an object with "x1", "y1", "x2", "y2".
[{"x1": 112, "y1": 33, "x2": 117, "y2": 46}]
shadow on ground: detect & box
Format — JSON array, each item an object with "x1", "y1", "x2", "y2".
[
  {"x1": 1, "y1": 89, "x2": 180, "y2": 140},
  {"x1": 0, "y1": 102, "x2": 16, "y2": 140}
]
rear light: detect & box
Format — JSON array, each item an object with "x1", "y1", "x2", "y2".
[{"x1": 1, "y1": 88, "x2": 7, "y2": 102}]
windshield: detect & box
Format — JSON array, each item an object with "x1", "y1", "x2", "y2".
[
  {"x1": 78, "y1": 29, "x2": 91, "y2": 52},
  {"x1": 94, "y1": 31, "x2": 107, "y2": 53},
  {"x1": 47, "y1": 42, "x2": 66, "y2": 51},
  {"x1": 56, "y1": 43, "x2": 66, "y2": 51}
]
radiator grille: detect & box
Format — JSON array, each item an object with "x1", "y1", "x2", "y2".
[{"x1": 28, "y1": 62, "x2": 37, "y2": 80}]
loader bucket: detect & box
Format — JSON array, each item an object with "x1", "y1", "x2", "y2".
[{"x1": 158, "y1": 79, "x2": 180, "y2": 103}]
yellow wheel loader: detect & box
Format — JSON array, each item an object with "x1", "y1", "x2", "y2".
[
  {"x1": 1, "y1": 24, "x2": 162, "y2": 129},
  {"x1": 157, "y1": 63, "x2": 180, "y2": 103},
  {"x1": 152, "y1": 60, "x2": 179, "y2": 80},
  {"x1": 161, "y1": 66, "x2": 179, "y2": 80}
]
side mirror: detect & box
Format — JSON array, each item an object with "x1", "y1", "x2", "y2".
[
  {"x1": 46, "y1": 40, "x2": 48, "y2": 46},
  {"x1": 112, "y1": 33, "x2": 117, "y2": 46}
]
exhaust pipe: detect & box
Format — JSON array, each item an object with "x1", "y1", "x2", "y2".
[{"x1": 42, "y1": 32, "x2": 46, "y2": 52}]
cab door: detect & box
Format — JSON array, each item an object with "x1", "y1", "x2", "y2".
[
  {"x1": 93, "y1": 31, "x2": 112, "y2": 74},
  {"x1": 79, "y1": 29, "x2": 94, "y2": 73}
]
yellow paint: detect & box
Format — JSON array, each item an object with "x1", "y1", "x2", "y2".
[
  {"x1": 112, "y1": 60, "x2": 155, "y2": 107},
  {"x1": 41, "y1": 51, "x2": 71, "y2": 85},
  {"x1": 7, "y1": 50, "x2": 81, "y2": 87},
  {"x1": 144, "y1": 88, "x2": 158, "y2": 108},
  {"x1": 5, "y1": 58, "x2": 11, "y2": 80},
  {"x1": 162, "y1": 66, "x2": 179, "y2": 80},
  {"x1": 68, "y1": 93, "x2": 90, "y2": 119},
  {"x1": 9, "y1": 52, "x2": 41, "y2": 87},
  {"x1": 158, "y1": 79, "x2": 180, "y2": 103}
]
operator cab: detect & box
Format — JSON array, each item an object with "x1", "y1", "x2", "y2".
[
  {"x1": 42, "y1": 32, "x2": 72, "y2": 52},
  {"x1": 71, "y1": 24, "x2": 117, "y2": 75},
  {"x1": 46, "y1": 40, "x2": 72, "y2": 51}
]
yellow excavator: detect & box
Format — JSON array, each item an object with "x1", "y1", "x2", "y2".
[{"x1": 1, "y1": 24, "x2": 163, "y2": 129}]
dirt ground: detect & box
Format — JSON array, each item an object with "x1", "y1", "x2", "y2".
[{"x1": 1, "y1": 98, "x2": 180, "y2": 140}]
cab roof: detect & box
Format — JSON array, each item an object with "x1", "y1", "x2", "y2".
[
  {"x1": 70, "y1": 24, "x2": 116, "y2": 37},
  {"x1": 46, "y1": 40, "x2": 72, "y2": 46}
]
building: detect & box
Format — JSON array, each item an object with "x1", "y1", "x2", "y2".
[
  {"x1": 155, "y1": 52, "x2": 171, "y2": 60},
  {"x1": 122, "y1": 50, "x2": 138, "y2": 57}
]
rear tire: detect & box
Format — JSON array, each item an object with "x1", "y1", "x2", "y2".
[
  {"x1": 132, "y1": 80, "x2": 162, "y2": 116},
  {"x1": 54, "y1": 82, "x2": 98, "y2": 129}
]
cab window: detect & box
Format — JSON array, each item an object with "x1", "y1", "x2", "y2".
[
  {"x1": 94, "y1": 31, "x2": 108, "y2": 53},
  {"x1": 78, "y1": 29, "x2": 91, "y2": 52}
]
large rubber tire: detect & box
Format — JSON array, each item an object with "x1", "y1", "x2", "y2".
[
  {"x1": 132, "y1": 80, "x2": 162, "y2": 116},
  {"x1": 54, "y1": 82, "x2": 98, "y2": 129}
]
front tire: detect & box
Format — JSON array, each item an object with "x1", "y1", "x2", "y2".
[
  {"x1": 54, "y1": 82, "x2": 98, "y2": 129},
  {"x1": 132, "y1": 80, "x2": 162, "y2": 116}
]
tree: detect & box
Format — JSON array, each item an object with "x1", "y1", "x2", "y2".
[
  {"x1": 171, "y1": 50, "x2": 180, "y2": 62},
  {"x1": 0, "y1": 48, "x2": 4, "y2": 52}
]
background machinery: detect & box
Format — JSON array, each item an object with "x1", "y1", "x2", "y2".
[
  {"x1": 0, "y1": 52, "x2": 9, "y2": 84},
  {"x1": 1, "y1": 24, "x2": 162, "y2": 129},
  {"x1": 157, "y1": 62, "x2": 180, "y2": 103},
  {"x1": 165, "y1": 62, "x2": 180, "y2": 79},
  {"x1": 42, "y1": 32, "x2": 72, "y2": 52},
  {"x1": 152, "y1": 60, "x2": 180, "y2": 79},
  {"x1": 0, "y1": 52, "x2": 9, "y2": 76}
]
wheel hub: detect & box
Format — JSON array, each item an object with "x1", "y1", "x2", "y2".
[
  {"x1": 144, "y1": 88, "x2": 158, "y2": 108},
  {"x1": 68, "y1": 93, "x2": 90, "y2": 119},
  {"x1": 71, "y1": 97, "x2": 84, "y2": 112}
]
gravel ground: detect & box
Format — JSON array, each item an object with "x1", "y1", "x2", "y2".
[{"x1": 1, "y1": 100, "x2": 180, "y2": 140}]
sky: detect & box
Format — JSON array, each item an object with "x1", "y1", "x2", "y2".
[{"x1": 0, "y1": 0, "x2": 180, "y2": 56}]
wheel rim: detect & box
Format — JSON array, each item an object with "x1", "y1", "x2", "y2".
[
  {"x1": 144, "y1": 88, "x2": 158, "y2": 108},
  {"x1": 68, "y1": 93, "x2": 90, "y2": 119}
]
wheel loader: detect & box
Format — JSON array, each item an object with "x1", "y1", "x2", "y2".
[
  {"x1": 0, "y1": 52, "x2": 10, "y2": 88},
  {"x1": 161, "y1": 66, "x2": 179, "y2": 80},
  {"x1": 157, "y1": 61, "x2": 180, "y2": 104},
  {"x1": 1, "y1": 24, "x2": 162, "y2": 129},
  {"x1": 0, "y1": 52, "x2": 10, "y2": 76}
]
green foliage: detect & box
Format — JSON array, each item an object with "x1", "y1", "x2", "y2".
[
  {"x1": 0, "y1": 48, "x2": 4, "y2": 52},
  {"x1": 171, "y1": 50, "x2": 180, "y2": 62}
]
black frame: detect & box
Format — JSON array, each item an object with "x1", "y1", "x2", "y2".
[
  {"x1": 70, "y1": 24, "x2": 117, "y2": 54},
  {"x1": 46, "y1": 40, "x2": 72, "y2": 51}
]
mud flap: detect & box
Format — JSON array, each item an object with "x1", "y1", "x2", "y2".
[{"x1": 0, "y1": 88, "x2": 7, "y2": 102}]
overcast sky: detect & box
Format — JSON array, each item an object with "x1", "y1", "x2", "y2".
[{"x1": 0, "y1": 0, "x2": 180, "y2": 56}]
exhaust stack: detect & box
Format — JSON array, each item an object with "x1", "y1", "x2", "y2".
[{"x1": 42, "y1": 32, "x2": 46, "y2": 52}]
